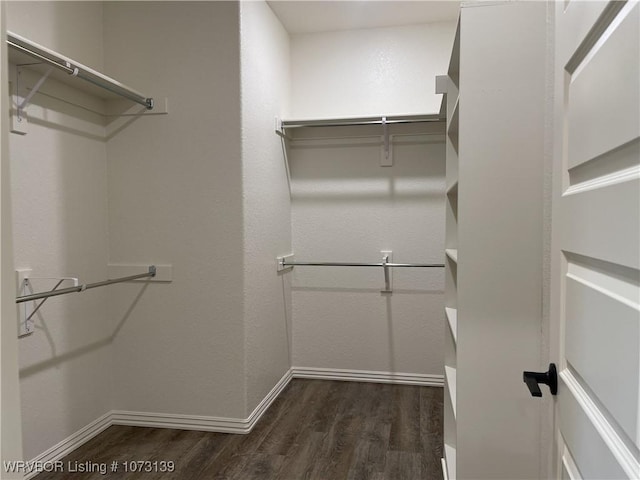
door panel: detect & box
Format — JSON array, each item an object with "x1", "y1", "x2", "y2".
[
  {"x1": 567, "y1": 139, "x2": 639, "y2": 188},
  {"x1": 559, "y1": 372, "x2": 630, "y2": 479},
  {"x1": 553, "y1": 0, "x2": 640, "y2": 478},
  {"x1": 562, "y1": 1, "x2": 611, "y2": 57},
  {"x1": 565, "y1": 272, "x2": 639, "y2": 447},
  {"x1": 567, "y1": 1, "x2": 639, "y2": 169},
  {"x1": 560, "y1": 178, "x2": 639, "y2": 269},
  {"x1": 561, "y1": 444, "x2": 583, "y2": 480}
]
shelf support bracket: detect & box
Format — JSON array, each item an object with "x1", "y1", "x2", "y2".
[
  {"x1": 17, "y1": 273, "x2": 79, "y2": 337},
  {"x1": 17, "y1": 66, "x2": 54, "y2": 121},
  {"x1": 274, "y1": 116, "x2": 286, "y2": 138}
]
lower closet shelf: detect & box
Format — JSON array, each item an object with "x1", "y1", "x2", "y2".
[
  {"x1": 445, "y1": 365, "x2": 457, "y2": 420},
  {"x1": 444, "y1": 443, "x2": 457, "y2": 480},
  {"x1": 445, "y1": 307, "x2": 458, "y2": 343},
  {"x1": 445, "y1": 249, "x2": 458, "y2": 263}
]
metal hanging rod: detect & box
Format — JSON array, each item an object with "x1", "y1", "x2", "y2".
[
  {"x1": 16, "y1": 266, "x2": 156, "y2": 304},
  {"x1": 280, "y1": 260, "x2": 444, "y2": 268},
  {"x1": 7, "y1": 32, "x2": 154, "y2": 110},
  {"x1": 280, "y1": 114, "x2": 443, "y2": 129},
  {"x1": 277, "y1": 253, "x2": 442, "y2": 293}
]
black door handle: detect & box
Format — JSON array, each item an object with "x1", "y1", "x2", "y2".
[{"x1": 523, "y1": 363, "x2": 557, "y2": 397}]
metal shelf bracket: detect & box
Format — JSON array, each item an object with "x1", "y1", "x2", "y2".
[
  {"x1": 17, "y1": 272, "x2": 79, "y2": 337},
  {"x1": 16, "y1": 65, "x2": 54, "y2": 122}
]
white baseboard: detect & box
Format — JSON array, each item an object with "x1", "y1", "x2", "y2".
[
  {"x1": 245, "y1": 368, "x2": 293, "y2": 429},
  {"x1": 292, "y1": 366, "x2": 444, "y2": 387},
  {"x1": 111, "y1": 369, "x2": 293, "y2": 434},
  {"x1": 24, "y1": 412, "x2": 112, "y2": 480},
  {"x1": 24, "y1": 366, "x2": 441, "y2": 476},
  {"x1": 23, "y1": 369, "x2": 292, "y2": 477}
]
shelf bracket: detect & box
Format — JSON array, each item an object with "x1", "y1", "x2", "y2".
[
  {"x1": 17, "y1": 271, "x2": 79, "y2": 337},
  {"x1": 17, "y1": 65, "x2": 54, "y2": 121},
  {"x1": 380, "y1": 116, "x2": 393, "y2": 167},
  {"x1": 274, "y1": 116, "x2": 286, "y2": 138},
  {"x1": 276, "y1": 253, "x2": 295, "y2": 272},
  {"x1": 435, "y1": 75, "x2": 449, "y2": 95}
]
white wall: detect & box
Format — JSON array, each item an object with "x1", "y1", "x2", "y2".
[
  {"x1": 290, "y1": 22, "x2": 456, "y2": 119},
  {"x1": 1, "y1": 1, "x2": 25, "y2": 474},
  {"x1": 4, "y1": 2, "x2": 452, "y2": 464},
  {"x1": 7, "y1": 2, "x2": 113, "y2": 460},
  {"x1": 289, "y1": 124, "x2": 446, "y2": 376},
  {"x1": 6, "y1": 1, "x2": 104, "y2": 69},
  {"x1": 104, "y1": 2, "x2": 247, "y2": 418},
  {"x1": 287, "y1": 20, "x2": 453, "y2": 378},
  {"x1": 240, "y1": 1, "x2": 292, "y2": 413}
]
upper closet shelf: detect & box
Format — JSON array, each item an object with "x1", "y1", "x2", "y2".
[
  {"x1": 275, "y1": 114, "x2": 445, "y2": 166},
  {"x1": 277, "y1": 113, "x2": 442, "y2": 131},
  {"x1": 447, "y1": 21, "x2": 461, "y2": 88},
  {"x1": 7, "y1": 31, "x2": 154, "y2": 110}
]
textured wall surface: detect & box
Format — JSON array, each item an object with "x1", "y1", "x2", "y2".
[
  {"x1": 1, "y1": 1, "x2": 25, "y2": 472},
  {"x1": 104, "y1": 2, "x2": 246, "y2": 418},
  {"x1": 7, "y1": 1, "x2": 104, "y2": 69},
  {"x1": 289, "y1": 124, "x2": 446, "y2": 376},
  {"x1": 7, "y1": 2, "x2": 453, "y2": 463},
  {"x1": 290, "y1": 22, "x2": 456, "y2": 119},
  {"x1": 7, "y1": 1, "x2": 111, "y2": 460},
  {"x1": 240, "y1": 1, "x2": 292, "y2": 414}
]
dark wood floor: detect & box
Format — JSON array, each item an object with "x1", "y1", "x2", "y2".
[{"x1": 34, "y1": 379, "x2": 443, "y2": 480}]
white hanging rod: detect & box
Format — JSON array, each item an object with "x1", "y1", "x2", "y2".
[
  {"x1": 16, "y1": 266, "x2": 156, "y2": 304},
  {"x1": 280, "y1": 260, "x2": 444, "y2": 268},
  {"x1": 7, "y1": 32, "x2": 154, "y2": 110},
  {"x1": 280, "y1": 114, "x2": 442, "y2": 129}
]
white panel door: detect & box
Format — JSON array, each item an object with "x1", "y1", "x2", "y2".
[{"x1": 551, "y1": 1, "x2": 640, "y2": 478}]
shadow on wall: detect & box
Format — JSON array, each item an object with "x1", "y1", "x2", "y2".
[
  {"x1": 10, "y1": 65, "x2": 146, "y2": 142},
  {"x1": 386, "y1": 293, "x2": 394, "y2": 373},
  {"x1": 19, "y1": 283, "x2": 149, "y2": 378},
  {"x1": 287, "y1": 119, "x2": 446, "y2": 375},
  {"x1": 289, "y1": 129, "x2": 444, "y2": 203},
  {"x1": 277, "y1": 271, "x2": 293, "y2": 367}
]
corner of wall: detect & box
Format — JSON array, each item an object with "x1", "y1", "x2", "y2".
[
  {"x1": 103, "y1": 0, "x2": 246, "y2": 421},
  {"x1": 239, "y1": 0, "x2": 293, "y2": 417}
]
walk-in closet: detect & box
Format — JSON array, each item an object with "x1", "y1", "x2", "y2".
[{"x1": 1, "y1": 1, "x2": 638, "y2": 480}]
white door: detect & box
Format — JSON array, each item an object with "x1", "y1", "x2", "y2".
[{"x1": 551, "y1": 0, "x2": 640, "y2": 478}]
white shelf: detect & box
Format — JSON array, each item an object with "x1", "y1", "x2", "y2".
[
  {"x1": 444, "y1": 16, "x2": 460, "y2": 480},
  {"x1": 445, "y1": 443, "x2": 457, "y2": 480},
  {"x1": 280, "y1": 113, "x2": 441, "y2": 128},
  {"x1": 446, "y1": 180, "x2": 459, "y2": 196},
  {"x1": 447, "y1": 98, "x2": 459, "y2": 135},
  {"x1": 447, "y1": 20, "x2": 460, "y2": 88},
  {"x1": 7, "y1": 31, "x2": 152, "y2": 108},
  {"x1": 447, "y1": 102, "x2": 459, "y2": 153},
  {"x1": 445, "y1": 307, "x2": 458, "y2": 344},
  {"x1": 445, "y1": 365, "x2": 457, "y2": 420}
]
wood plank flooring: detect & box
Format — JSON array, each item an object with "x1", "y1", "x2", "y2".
[{"x1": 33, "y1": 379, "x2": 443, "y2": 480}]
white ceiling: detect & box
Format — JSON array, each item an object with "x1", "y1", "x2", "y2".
[{"x1": 267, "y1": 1, "x2": 460, "y2": 35}]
